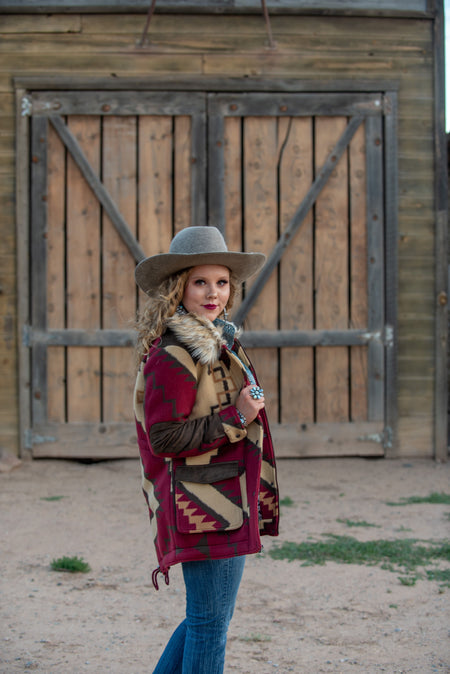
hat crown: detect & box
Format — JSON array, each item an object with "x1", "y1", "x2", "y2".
[
  {"x1": 169, "y1": 226, "x2": 228, "y2": 255},
  {"x1": 135, "y1": 225, "x2": 265, "y2": 295}
]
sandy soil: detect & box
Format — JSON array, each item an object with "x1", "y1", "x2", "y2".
[{"x1": 1, "y1": 456, "x2": 449, "y2": 674}]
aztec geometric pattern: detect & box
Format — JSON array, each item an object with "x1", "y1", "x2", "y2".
[{"x1": 174, "y1": 461, "x2": 244, "y2": 533}]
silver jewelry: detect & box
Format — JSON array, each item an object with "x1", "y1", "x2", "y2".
[
  {"x1": 236, "y1": 410, "x2": 247, "y2": 427},
  {"x1": 176, "y1": 304, "x2": 187, "y2": 315},
  {"x1": 223, "y1": 306, "x2": 228, "y2": 321},
  {"x1": 249, "y1": 386, "x2": 264, "y2": 400}
]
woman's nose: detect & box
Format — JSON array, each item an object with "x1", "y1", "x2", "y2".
[{"x1": 207, "y1": 286, "x2": 217, "y2": 297}]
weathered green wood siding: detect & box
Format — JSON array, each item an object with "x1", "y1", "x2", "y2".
[{"x1": 0, "y1": 12, "x2": 437, "y2": 457}]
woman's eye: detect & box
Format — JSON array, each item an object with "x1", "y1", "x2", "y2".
[
  {"x1": 218, "y1": 280, "x2": 229, "y2": 287},
  {"x1": 194, "y1": 279, "x2": 205, "y2": 285}
]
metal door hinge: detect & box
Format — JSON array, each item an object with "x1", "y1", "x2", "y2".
[
  {"x1": 358, "y1": 426, "x2": 393, "y2": 450},
  {"x1": 21, "y1": 96, "x2": 32, "y2": 116},
  {"x1": 25, "y1": 429, "x2": 57, "y2": 449},
  {"x1": 22, "y1": 324, "x2": 31, "y2": 347},
  {"x1": 24, "y1": 428, "x2": 33, "y2": 450},
  {"x1": 360, "y1": 328, "x2": 394, "y2": 347},
  {"x1": 384, "y1": 325, "x2": 394, "y2": 348},
  {"x1": 382, "y1": 426, "x2": 393, "y2": 449}
]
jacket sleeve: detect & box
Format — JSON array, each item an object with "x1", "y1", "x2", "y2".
[{"x1": 143, "y1": 348, "x2": 246, "y2": 459}]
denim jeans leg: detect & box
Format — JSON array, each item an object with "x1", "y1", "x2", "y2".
[
  {"x1": 181, "y1": 556, "x2": 246, "y2": 674},
  {"x1": 152, "y1": 621, "x2": 187, "y2": 674}
]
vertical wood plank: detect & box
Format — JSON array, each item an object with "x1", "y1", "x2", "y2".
[
  {"x1": 433, "y1": 3, "x2": 448, "y2": 461},
  {"x1": 208, "y1": 109, "x2": 225, "y2": 231},
  {"x1": 366, "y1": 115, "x2": 385, "y2": 422},
  {"x1": 174, "y1": 115, "x2": 191, "y2": 233},
  {"x1": 138, "y1": 115, "x2": 173, "y2": 309},
  {"x1": 66, "y1": 116, "x2": 101, "y2": 422},
  {"x1": 138, "y1": 115, "x2": 173, "y2": 257},
  {"x1": 349, "y1": 121, "x2": 368, "y2": 421},
  {"x1": 16, "y1": 87, "x2": 32, "y2": 456},
  {"x1": 102, "y1": 116, "x2": 137, "y2": 422},
  {"x1": 315, "y1": 116, "x2": 349, "y2": 422},
  {"x1": 243, "y1": 116, "x2": 278, "y2": 422},
  {"x1": 383, "y1": 91, "x2": 399, "y2": 456},
  {"x1": 279, "y1": 116, "x2": 314, "y2": 423},
  {"x1": 46, "y1": 121, "x2": 66, "y2": 423},
  {"x1": 30, "y1": 116, "x2": 49, "y2": 427},
  {"x1": 191, "y1": 111, "x2": 206, "y2": 226},
  {"x1": 223, "y1": 116, "x2": 243, "y2": 310}
]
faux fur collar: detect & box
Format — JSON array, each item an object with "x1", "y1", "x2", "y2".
[{"x1": 165, "y1": 313, "x2": 239, "y2": 365}]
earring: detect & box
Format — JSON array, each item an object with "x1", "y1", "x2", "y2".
[
  {"x1": 176, "y1": 304, "x2": 186, "y2": 315},
  {"x1": 223, "y1": 306, "x2": 228, "y2": 321}
]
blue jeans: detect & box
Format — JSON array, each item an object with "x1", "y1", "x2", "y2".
[{"x1": 152, "y1": 556, "x2": 246, "y2": 674}]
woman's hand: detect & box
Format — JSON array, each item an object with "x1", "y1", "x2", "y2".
[{"x1": 235, "y1": 385, "x2": 265, "y2": 425}]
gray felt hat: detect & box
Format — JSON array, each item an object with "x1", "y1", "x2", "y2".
[{"x1": 135, "y1": 226, "x2": 265, "y2": 295}]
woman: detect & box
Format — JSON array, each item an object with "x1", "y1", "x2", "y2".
[{"x1": 133, "y1": 226, "x2": 279, "y2": 674}]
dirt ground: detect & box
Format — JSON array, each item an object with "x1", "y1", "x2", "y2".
[{"x1": 1, "y1": 455, "x2": 449, "y2": 674}]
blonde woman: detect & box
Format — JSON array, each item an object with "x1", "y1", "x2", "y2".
[{"x1": 134, "y1": 226, "x2": 279, "y2": 674}]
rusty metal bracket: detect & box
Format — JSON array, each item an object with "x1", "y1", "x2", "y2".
[
  {"x1": 138, "y1": 0, "x2": 157, "y2": 47},
  {"x1": 261, "y1": 0, "x2": 276, "y2": 49},
  {"x1": 137, "y1": 0, "x2": 276, "y2": 50}
]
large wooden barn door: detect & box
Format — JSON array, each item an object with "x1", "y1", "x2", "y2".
[
  {"x1": 26, "y1": 92, "x2": 206, "y2": 458},
  {"x1": 23, "y1": 88, "x2": 394, "y2": 459},
  {"x1": 208, "y1": 93, "x2": 390, "y2": 457}
]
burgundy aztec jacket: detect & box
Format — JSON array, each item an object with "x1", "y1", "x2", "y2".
[{"x1": 134, "y1": 312, "x2": 279, "y2": 588}]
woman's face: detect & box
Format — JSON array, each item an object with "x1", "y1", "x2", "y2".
[{"x1": 182, "y1": 264, "x2": 231, "y2": 322}]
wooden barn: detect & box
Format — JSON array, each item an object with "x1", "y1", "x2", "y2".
[{"x1": 0, "y1": 0, "x2": 447, "y2": 461}]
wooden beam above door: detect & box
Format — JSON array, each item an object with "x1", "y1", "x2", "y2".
[{"x1": 0, "y1": 0, "x2": 432, "y2": 17}]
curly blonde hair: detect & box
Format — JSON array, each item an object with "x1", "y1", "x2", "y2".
[{"x1": 135, "y1": 268, "x2": 237, "y2": 363}]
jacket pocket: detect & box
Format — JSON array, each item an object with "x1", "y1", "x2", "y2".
[{"x1": 174, "y1": 461, "x2": 244, "y2": 534}]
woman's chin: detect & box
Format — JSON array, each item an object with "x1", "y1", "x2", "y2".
[{"x1": 202, "y1": 310, "x2": 221, "y2": 321}]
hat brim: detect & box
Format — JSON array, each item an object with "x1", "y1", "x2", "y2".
[{"x1": 135, "y1": 251, "x2": 265, "y2": 295}]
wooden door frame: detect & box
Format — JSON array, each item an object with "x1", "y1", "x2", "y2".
[
  {"x1": 20, "y1": 90, "x2": 208, "y2": 458},
  {"x1": 208, "y1": 91, "x2": 394, "y2": 456},
  {"x1": 15, "y1": 76, "x2": 399, "y2": 459}
]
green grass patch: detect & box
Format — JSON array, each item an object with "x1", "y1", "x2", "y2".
[
  {"x1": 50, "y1": 556, "x2": 91, "y2": 573},
  {"x1": 425, "y1": 568, "x2": 450, "y2": 587},
  {"x1": 269, "y1": 535, "x2": 450, "y2": 586},
  {"x1": 40, "y1": 495, "x2": 65, "y2": 502},
  {"x1": 279, "y1": 496, "x2": 294, "y2": 507},
  {"x1": 386, "y1": 492, "x2": 450, "y2": 506},
  {"x1": 337, "y1": 518, "x2": 381, "y2": 528}
]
